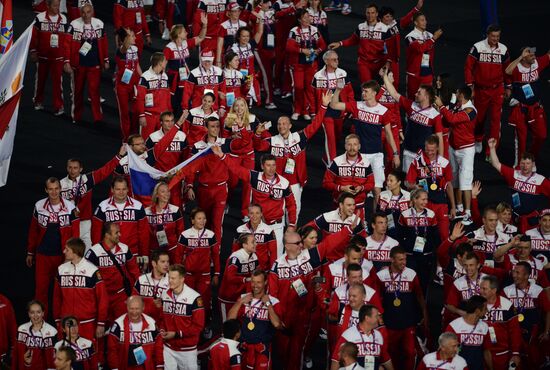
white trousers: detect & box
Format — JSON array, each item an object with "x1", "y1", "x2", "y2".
[
  {"x1": 271, "y1": 221, "x2": 285, "y2": 257},
  {"x1": 163, "y1": 346, "x2": 198, "y2": 370},
  {"x1": 289, "y1": 183, "x2": 303, "y2": 224},
  {"x1": 80, "y1": 220, "x2": 92, "y2": 252}
]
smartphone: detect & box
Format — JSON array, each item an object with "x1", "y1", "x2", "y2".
[
  {"x1": 264, "y1": 121, "x2": 272, "y2": 130},
  {"x1": 528, "y1": 47, "x2": 537, "y2": 53}
]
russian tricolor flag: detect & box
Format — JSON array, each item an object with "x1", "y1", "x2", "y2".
[{"x1": 127, "y1": 145, "x2": 212, "y2": 197}]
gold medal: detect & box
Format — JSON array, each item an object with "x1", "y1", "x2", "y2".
[
  {"x1": 518, "y1": 313, "x2": 525, "y2": 322},
  {"x1": 247, "y1": 321, "x2": 255, "y2": 330},
  {"x1": 393, "y1": 298, "x2": 401, "y2": 307},
  {"x1": 430, "y1": 183, "x2": 438, "y2": 191}
]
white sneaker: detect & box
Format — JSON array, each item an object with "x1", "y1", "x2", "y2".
[
  {"x1": 341, "y1": 4, "x2": 351, "y2": 15},
  {"x1": 303, "y1": 114, "x2": 312, "y2": 120},
  {"x1": 162, "y1": 28, "x2": 170, "y2": 40},
  {"x1": 34, "y1": 103, "x2": 44, "y2": 111},
  {"x1": 291, "y1": 113, "x2": 299, "y2": 121},
  {"x1": 319, "y1": 328, "x2": 328, "y2": 340},
  {"x1": 325, "y1": 2, "x2": 336, "y2": 11},
  {"x1": 273, "y1": 88, "x2": 281, "y2": 96},
  {"x1": 474, "y1": 141, "x2": 483, "y2": 154},
  {"x1": 265, "y1": 102, "x2": 277, "y2": 110},
  {"x1": 303, "y1": 357, "x2": 313, "y2": 369},
  {"x1": 282, "y1": 92, "x2": 292, "y2": 99},
  {"x1": 461, "y1": 214, "x2": 473, "y2": 226},
  {"x1": 53, "y1": 108, "x2": 65, "y2": 116}
]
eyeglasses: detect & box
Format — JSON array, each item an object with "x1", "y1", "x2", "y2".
[{"x1": 287, "y1": 241, "x2": 303, "y2": 246}]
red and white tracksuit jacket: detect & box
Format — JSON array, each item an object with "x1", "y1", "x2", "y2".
[
  {"x1": 144, "y1": 204, "x2": 184, "y2": 262},
  {"x1": 378, "y1": 86, "x2": 402, "y2": 171},
  {"x1": 53, "y1": 258, "x2": 109, "y2": 340},
  {"x1": 60, "y1": 155, "x2": 121, "y2": 221},
  {"x1": 311, "y1": 66, "x2": 354, "y2": 162},
  {"x1": 508, "y1": 55, "x2": 550, "y2": 161},
  {"x1": 134, "y1": 273, "x2": 169, "y2": 323},
  {"x1": 231, "y1": 221, "x2": 277, "y2": 271},
  {"x1": 272, "y1": 0, "x2": 298, "y2": 92},
  {"x1": 161, "y1": 286, "x2": 205, "y2": 351},
  {"x1": 54, "y1": 337, "x2": 97, "y2": 370},
  {"x1": 12, "y1": 322, "x2": 57, "y2": 370},
  {"x1": 228, "y1": 41, "x2": 262, "y2": 106},
  {"x1": 253, "y1": 105, "x2": 327, "y2": 190},
  {"x1": 135, "y1": 68, "x2": 172, "y2": 139},
  {"x1": 208, "y1": 338, "x2": 242, "y2": 370},
  {"x1": 182, "y1": 65, "x2": 224, "y2": 110},
  {"x1": 218, "y1": 249, "x2": 259, "y2": 319},
  {"x1": 440, "y1": 100, "x2": 477, "y2": 151},
  {"x1": 220, "y1": 68, "x2": 248, "y2": 109},
  {"x1": 464, "y1": 39, "x2": 510, "y2": 144},
  {"x1": 113, "y1": 0, "x2": 150, "y2": 54},
  {"x1": 84, "y1": 242, "x2": 141, "y2": 319},
  {"x1": 31, "y1": 11, "x2": 70, "y2": 111},
  {"x1": 221, "y1": 162, "x2": 298, "y2": 227},
  {"x1": 340, "y1": 21, "x2": 391, "y2": 83},
  {"x1": 65, "y1": 17, "x2": 108, "y2": 122},
  {"x1": 286, "y1": 25, "x2": 326, "y2": 115},
  {"x1": 404, "y1": 27, "x2": 436, "y2": 99},
  {"x1": 145, "y1": 128, "x2": 188, "y2": 172},
  {"x1": 193, "y1": 0, "x2": 227, "y2": 52},
  {"x1": 91, "y1": 196, "x2": 149, "y2": 257},
  {"x1": 163, "y1": 39, "x2": 196, "y2": 93},
  {"x1": 182, "y1": 106, "x2": 220, "y2": 146},
  {"x1": 108, "y1": 314, "x2": 164, "y2": 370},
  {"x1": 322, "y1": 153, "x2": 375, "y2": 208}
]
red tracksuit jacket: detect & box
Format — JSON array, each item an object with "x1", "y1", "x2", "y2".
[
  {"x1": 12, "y1": 322, "x2": 57, "y2": 370},
  {"x1": 60, "y1": 155, "x2": 121, "y2": 221},
  {"x1": 145, "y1": 204, "x2": 184, "y2": 255},
  {"x1": 178, "y1": 227, "x2": 220, "y2": 275},
  {"x1": 181, "y1": 65, "x2": 224, "y2": 110},
  {"x1": 384, "y1": 6, "x2": 417, "y2": 63},
  {"x1": 161, "y1": 286, "x2": 205, "y2": 351},
  {"x1": 464, "y1": 39, "x2": 510, "y2": 88},
  {"x1": 108, "y1": 313, "x2": 164, "y2": 370},
  {"x1": 65, "y1": 17, "x2": 109, "y2": 68},
  {"x1": 135, "y1": 68, "x2": 172, "y2": 118},
  {"x1": 113, "y1": 0, "x2": 150, "y2": 39},
  {"x1": 192, "y1": 0, "x2": 227, "y2": 41},
  {"x1": 286, "y1": 25, "x2": 326, "y2": 66},
  {"x1": 341, "y1": 21, "x2": 391, "y2": 63},
  {"x1": 208, "y1": 338, "x2": 242, "y2": 370},
  {"x1": 84, "y1": 242, "x2": 141, "y2": 297},
  {"x1": 218, "y1": 249, "x2": 259, "y2": 303},
  {"x1": 231, "y1": 221, "x2": 277, "y2": 271},
  {"x1": 31, "y1": 11, "x2": 70, "y2": 60},
  {"x1": 27, "y1": 198, "x2": 80, "y2": 257},
  {"x1": 53, "y1": 258, "x2": 109, "y2": 327},
  {"x1": 221, "y1": 159, "x2": 298, "y2": 226},
  {"x1": 253, "y1": 105, "x2": 327, "y2": 186},
  {"x1": 91, "y1": 196, "x2": 149, "y2": 257},
  {"x1": 441, "y1": 101, "x2": 477, "y2": 150},
  {"x1": 145, "y1": 128, "x2": 188, "y2": 172}
]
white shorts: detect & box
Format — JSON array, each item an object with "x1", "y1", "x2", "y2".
[
  {"x1": 364, "y1": 152, "x2": 385, "y2": 188},
  {"x1": 164, "y1": 346, "x2": 198, "y2": 370},
  {"x1": 79, "y1": 220, "x2": 92, "y2": 252},
  {"x1": 271, "y1": 221, "x2": 285, "y2": 257},
  {"x1": 449, "y1": 146, "x2": 475, "y2": 190},
  {"x1": 402, "y1": 149, "x2": 417, "y2": 175}
]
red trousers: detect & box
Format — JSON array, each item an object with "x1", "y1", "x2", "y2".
[
  {"x1": 509, "y1": 103, "x2": 547, "y2": 161},
  {"x1": 473, "y1": 86, "x2": 504, "y2": 146},
  {"x1": 323, "y1": 116, "x2": 344, "y2": 163},
  {"x1": 135, "y1": 33, "x2": 145, "y2": 56},
  {"x1": 357, "y1": 59, "x2": 385, "y2": 83},
  {"x1": 291, "y1": 62, "x2": 317, "y2": 115},
  {"x1": 197, "y1": 183, "x2": 228, "y2": 243},
  {"x1": 386, "y1": 327, "x2": 417, "y2": 370},
  {"x1": 115, "y1": 82, "x2": 137, "y2": 141},
  {"x1": 276, "y1": 310, "x2": 309, "y2": 370},
  {"x1": 34, "y1": 58, "x2": 64, "y2": 111},
  {"x1": 186, "y1": 0, "x2": 199, "y2": 27},
  {"x1": 304, "y1": 304, "x2": 325, "y2": 359},
  {"x1": 491, "y1": 351, "x2": 513, "y2": 370},
  {"x1": 185, "y1": 272, "x2": 212, "y2": 318},
  {"x1": 35, "y1": 254, "x2": 64, "y2": 316},
  {"x1": 274, "y1": 35, "x2": 286, "y2": 91},
  {"x1": 109, "y1": 291, "x2": 129, "y2": 322},
  {"x1": 428, "y1": 201, "x2": 449, "y2": 241},
  {"x1": 406, "y1": 73, "x2": 433, "y2": 100},
  {"x1": 256, "y1": 49, "x2": 276, "y2": 104},
  {"x1": 140, "y1": 113, "x2": 161, "y2": 141},
  {"x1": 71, "y1": 66, "x2": 102, "y2": 122},
  {"x1": 228, "y1": 154, "x2": 254, "y2": 218},
  {"x1": 242, "y1": 342, "x2": 271, "y2": 370}
]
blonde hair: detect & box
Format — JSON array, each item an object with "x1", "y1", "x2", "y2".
[
  {"x1": 151, "y1": 181, "x2": 169, "y2": 204},
  {"x1": 225, "y1": 97, "x2": 251, "y2": 128},
  {"x1": 170, "y1": 24, "x2": 185, "y2": 42}
]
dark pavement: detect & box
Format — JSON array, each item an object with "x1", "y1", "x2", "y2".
[{"x1": 1, "y1": 1, "x2": 550, "y2": 368}]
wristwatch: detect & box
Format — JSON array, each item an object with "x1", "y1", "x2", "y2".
[{"x1": 264, "y1": 301, "x2": 272, "y2": 307}]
